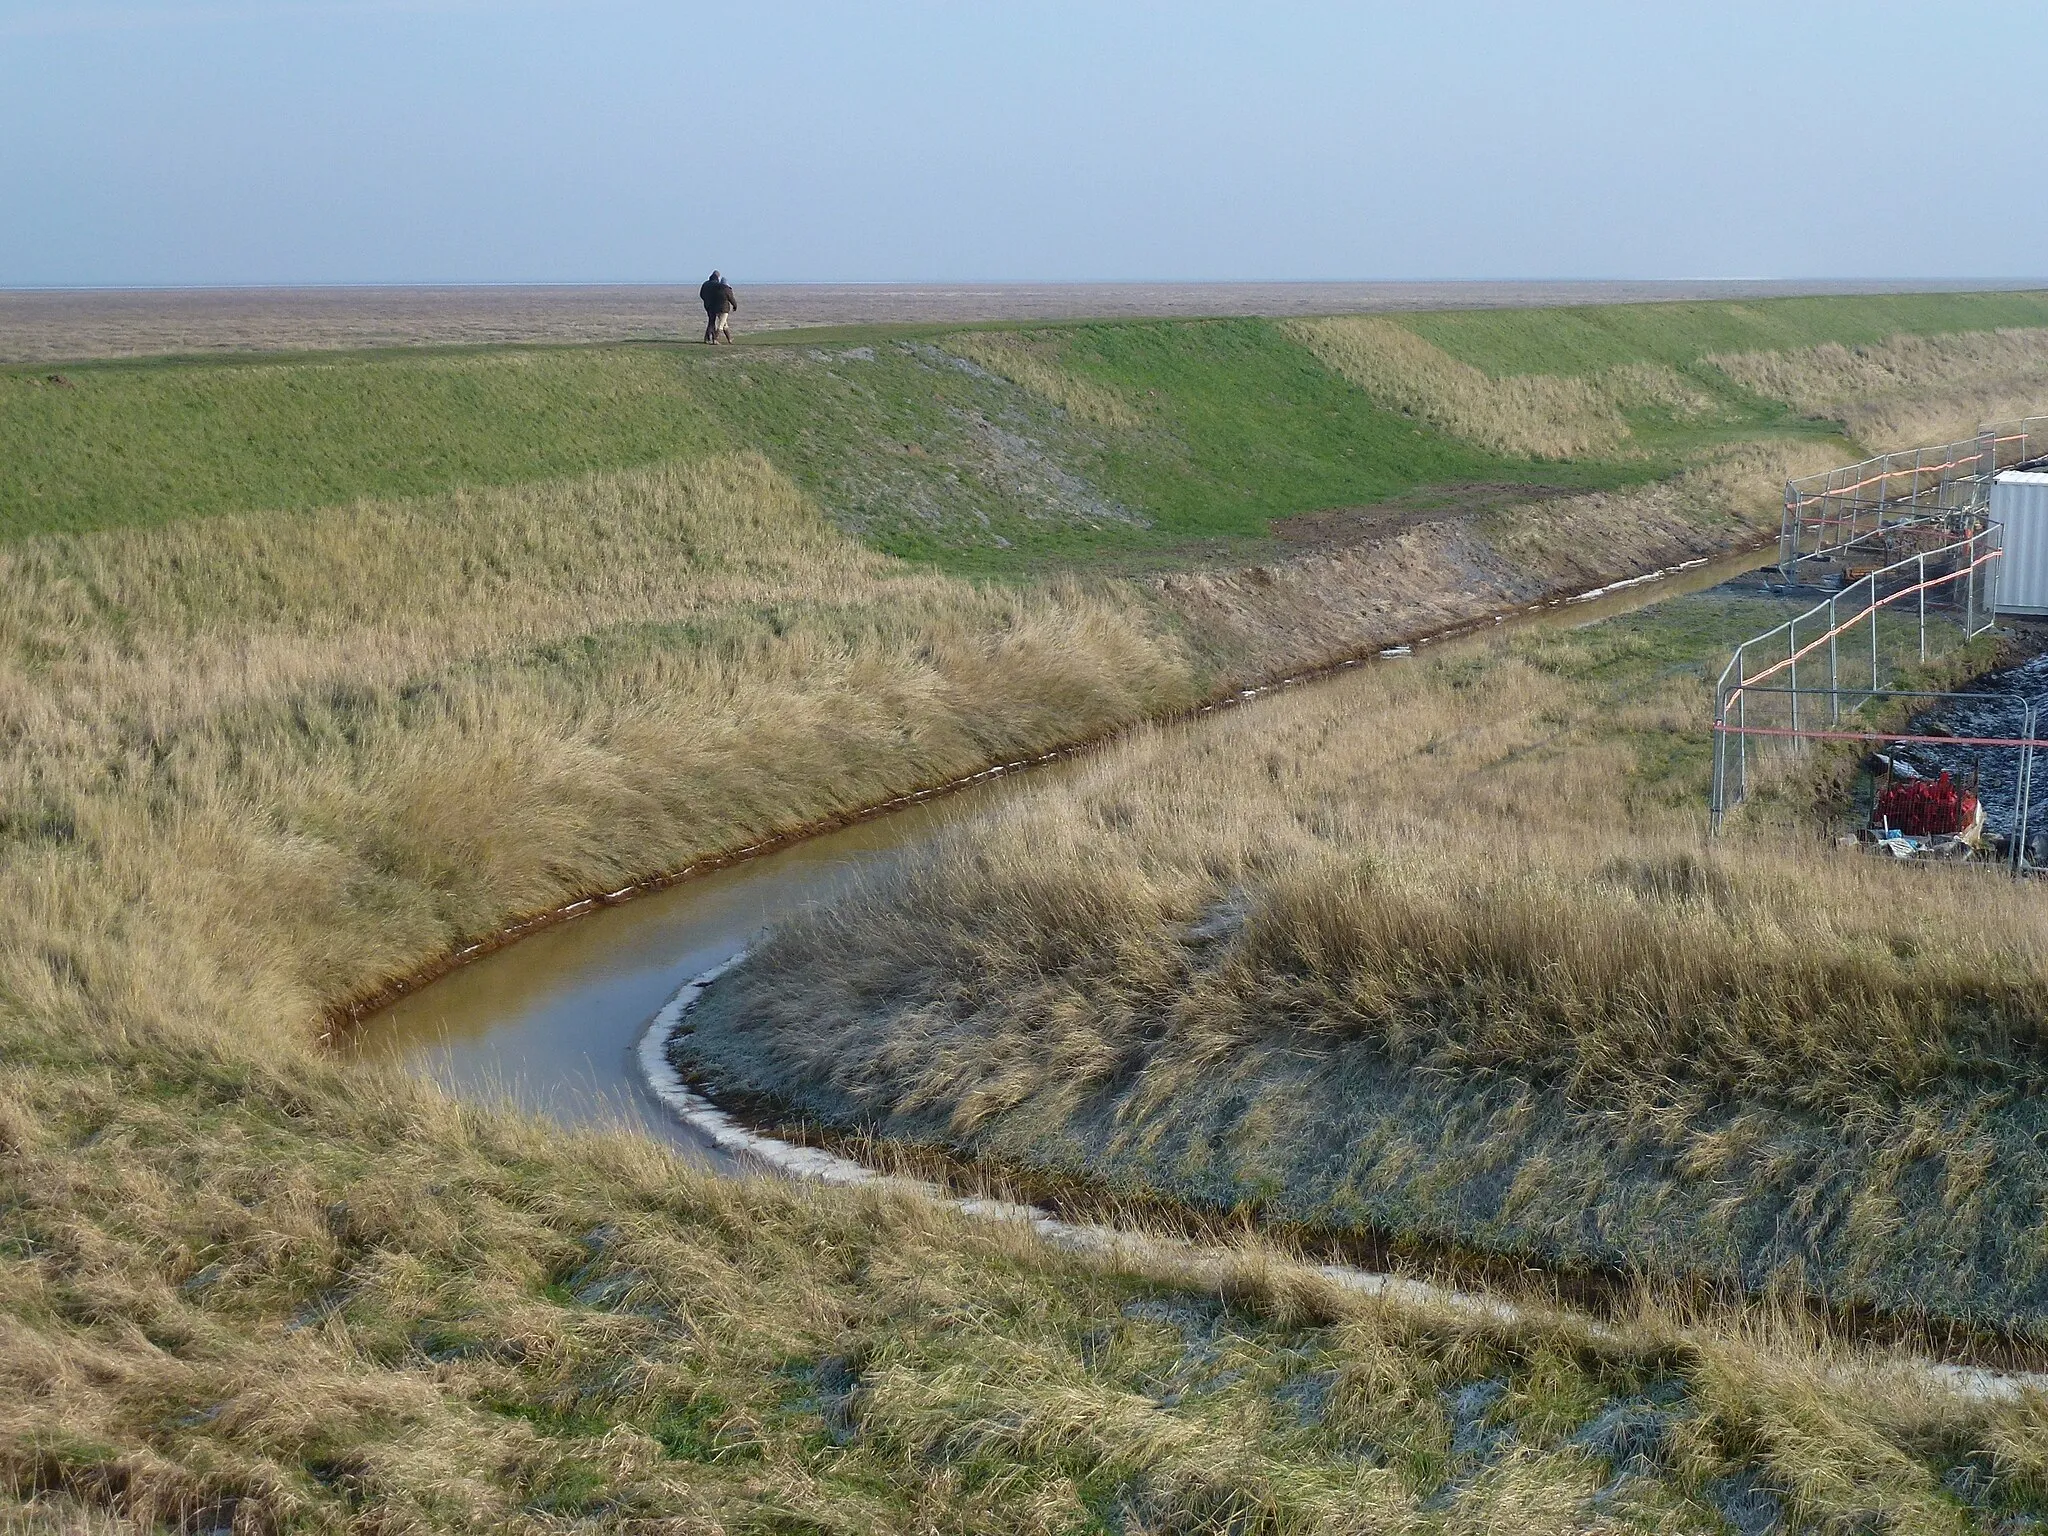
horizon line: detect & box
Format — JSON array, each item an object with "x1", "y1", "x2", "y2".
[{"x1": 9, "y1": 276, "x2": 2048, "y2": 296}]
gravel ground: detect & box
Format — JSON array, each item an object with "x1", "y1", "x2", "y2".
[{"x1": 5, "y1": 279, "x2": 2038, "y2": 363}]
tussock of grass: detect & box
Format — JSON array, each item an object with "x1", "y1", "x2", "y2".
[
  {"x1": 683, "y1": 583, "x2": 2048, "y2": 1330},
  {"x1": 1707, "y1": 327, "x2": 2048, "y2": 451}
]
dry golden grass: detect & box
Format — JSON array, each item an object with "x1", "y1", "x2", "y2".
[
  {"x1": 0, "y1": 1496, "x2": 144, "y2": 1535},
  {"x1": 0, "y1": 453, "x2": 1205, "y2": 1044},
  {"x1": 0, "y1": 432, "x2": 1788, "y2": 1097},
  {"x1": 1282, "y1": 317, "x2": 1712, "y2": 460},
  {"x1": 1, "y1": 421, "x2": 2022, "y2": 1526},
  {"x1": 8, "y1": 1033, "x2": 2026, "y2": 1531},
  {"x1": 1475, "y1": 441, "x2": 1834, "y2": 576},
  {"x1": 703, "y1": 619, "x2": 2034, "y2": 1113},
  {"x1": 1708, "y1": 326, "x2": 2048, "y2": 450},
  {"x1": 684, "y1": 580, "x2": 2048, "y2": 1326},
  {"x1": 940, "y1": 331, "x2": 1142, "y2": 429}
]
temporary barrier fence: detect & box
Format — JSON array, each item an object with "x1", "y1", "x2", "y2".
[
  {"x1": 1709, "y1": 524, "x2": 2003, "y2": 830},
  {"x1": 1779, "y1": 415, "x2": 2048, "y2": 569},
  {"x1": 1711, "y1": 687, "x2": 2047, "y2": 872}
]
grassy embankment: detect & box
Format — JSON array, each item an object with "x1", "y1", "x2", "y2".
[
  {"x1": 18, "y1": 289, "x2": 2048, "y2": 557},
  {"x1": 682, "y1": 587, "x2": 2048, "y2": 1325},
  {"x1": 8, "y1": 295, "x2": 2048, "y2": 1530}
]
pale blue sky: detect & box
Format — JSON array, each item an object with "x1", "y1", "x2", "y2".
[{"x1": 4, "y1": 0, "x2": 2044, "y2": 287}]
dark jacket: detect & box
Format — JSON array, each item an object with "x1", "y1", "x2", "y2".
[{"x1": 700, "y1": 278, "x2": 737, "y2": 315}]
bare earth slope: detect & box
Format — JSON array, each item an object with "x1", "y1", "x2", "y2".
[{"x1": 6, "y1": 278, "x2": 2041, "y2": 362}]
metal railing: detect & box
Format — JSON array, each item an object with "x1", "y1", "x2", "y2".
[
  {"x1": 1779, "y1": 415, "x2": 2048, "y2": 569},
  {"x1": 1710, "y1": 525, "x2": 2002, "y2": 829}
]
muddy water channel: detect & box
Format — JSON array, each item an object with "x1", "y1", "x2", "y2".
[
  {"x1": 348, "y1": 548, "x2": 1770, "y2": 1164},
  {"x1": 347, "y1": 778, "x2": 1066, "y2": 1166}
]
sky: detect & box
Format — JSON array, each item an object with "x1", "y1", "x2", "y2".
[{"x1": 3, "y1": 0, "x2": 2045, "y2": 288}]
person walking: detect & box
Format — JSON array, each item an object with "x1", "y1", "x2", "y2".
[{"x1": 700, "y1": 270, "x2": 737, "y2": 343}]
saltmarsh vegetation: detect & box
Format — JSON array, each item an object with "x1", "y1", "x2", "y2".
[
  {"x1": 681, "y1": 586, "x2": 2048, "y2": 1332},
  {"x1": 0, "y1": 447, "x2": 1787, "y2": 1531},
  {"x1": 10, "y1": 293, "x2": 2048, "y2": 1528}
]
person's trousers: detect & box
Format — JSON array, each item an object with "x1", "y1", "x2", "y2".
[{"x1": 703, "y1": 309, "x2": 731, "y2": 343}]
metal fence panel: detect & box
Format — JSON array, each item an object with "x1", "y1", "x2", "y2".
[
  {"x1": 1779, "y1": 415, "x2": 2048, "y2": 570},
  {"x1": 1711, "y1": 526, "x2": 2001, "y2": 830}
]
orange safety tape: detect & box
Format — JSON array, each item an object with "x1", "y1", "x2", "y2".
[{"x1": 1729, "y1": 549, "x2": 1999, "y2": 695}]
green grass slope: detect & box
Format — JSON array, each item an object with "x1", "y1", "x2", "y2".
[
  {"x1": 1402, "y1": 291, "x2": 2048, "y2": 377},
  {"x1": 2, "y1": 348, "x2": 727, "y2": 539},
  {"x1": 3, "y1": 324, "x2": 1638, "y2": 563},
  {"x1": 691, "y1": 322, "x2": 1648, "y2": 572},
  {"x1": 24, "y1": 290, "x2": 2039, "y2": 560}
]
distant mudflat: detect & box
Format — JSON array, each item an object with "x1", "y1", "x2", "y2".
[{"x1": 6, "y1": 278, "x2": 2043, "y2": 363}]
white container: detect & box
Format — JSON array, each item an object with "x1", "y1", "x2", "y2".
[{"x1": 1992, "y1": 471, "x2": 2048, "y2": 617}]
